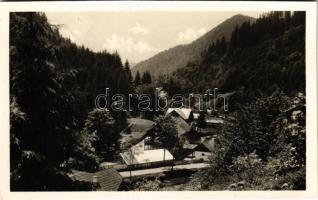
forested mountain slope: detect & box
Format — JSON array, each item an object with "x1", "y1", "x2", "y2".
[
  {"x1": 10, "y1": 12, "x2": 133, "y2": 190},
  {"x1": 173, "y1": 11, "x2": 305, "y2": 96}
]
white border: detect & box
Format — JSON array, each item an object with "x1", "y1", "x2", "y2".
[{"x1": 0, "y1": 1, "x2": 317, "y2": 200}]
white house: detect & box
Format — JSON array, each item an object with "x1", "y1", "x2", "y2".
[{"x1": 120, "y1": 139, "x2": 174, "y2": 168}]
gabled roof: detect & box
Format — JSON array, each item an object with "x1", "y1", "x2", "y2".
[
  {"x1": 68, "y1": 168, "x2": 122, "y2": 191},
  {"x1": 171, "y1": 115, "x2": 192, "y2": 136},
  {"x1": 201, "y1": 137, "x2": 215, "y2": 152},
  {"x1": 120, "y1": 149, "x2": 174, "y2": 165},
  {"x1": 166, "y1": 108, "x2": 193, "y2": 121},
  {"x1": 119, "y1": 118, "x2": 155, "y2": 150}
]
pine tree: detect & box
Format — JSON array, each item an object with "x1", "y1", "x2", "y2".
[
  {"x1": 197, "y1": 111, "x2": 207, "y2": 131},
  {"x1": 134, "y1": 71, "x2": 141, "y2": 86},
  {"x1": 124, "y1": 60, "x2": 133, "y2": 85},
  {"x1": 220, "y1": 36, "x2": 227, "y2": 55},
  {"x1": 141, "y1": 71, "x2": 152, "y2": 84}
]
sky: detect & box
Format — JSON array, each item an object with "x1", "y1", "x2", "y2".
[{"x1": 46, "y1": 11, "x2": 262, "y2": 64}]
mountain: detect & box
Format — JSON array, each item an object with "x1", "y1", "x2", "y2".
[
  {"x1": 173, "y1": 11, "x2": 305, "y2": 96},
  {"x1": 132, "y1": 14, "x2": 255, "y2": 77}
]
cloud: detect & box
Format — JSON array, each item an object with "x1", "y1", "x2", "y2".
[
  {"x1": 58, "y1": 27, "x2": 82, "y2": 42},
  {"x1": 130, "y1": 23, "x2": 152, "y2": 35},
  {"x1": 102, "y1": 34, "x2": 156, "y2": 53},
  {"x1": 175, "y1": 28, "x2": 207, "y2": 44}
]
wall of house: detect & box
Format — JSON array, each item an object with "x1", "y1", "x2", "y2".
[
  {"x1": 131, "y1": 139, "x2": 145, "y2": 154},
  {"x1": 188, "y1": 151, "x2": 212, "y2": 161}
]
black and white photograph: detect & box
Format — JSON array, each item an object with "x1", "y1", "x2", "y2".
[{"x1": 2, "y1": 1, "x2": 317, "y2": 196}]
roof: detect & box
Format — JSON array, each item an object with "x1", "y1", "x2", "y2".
[
  {"x1": 120, "y1": 151, "x2": 138, "y2": 165},
  {"x1": 166, "y1": 108, "x2": 193, "y2": 121},
  {"x1": 171, "y1": 115, "x2": 192, "y2": 136},
  {"x1": 205, "y1": 118, "x2": 224, "y2": 124},
  {"x1": 135, "y1": 149, "x2": 174, "y2": 163},
  {"x1": 183, "y1": 143, "x2": 198, "y2": 150},
  {"x1": 68, "y1": 168, "x2": 122, "y2": 191},
  {"x1": 120, "y1": 149, "x2": 174, "y2": 165},
  {"x1": 119, "y1": 118, "x2": 155, "y2": 150},
  {"x1": 201, "y1": 137, "x2": 215, "y2": 152}
]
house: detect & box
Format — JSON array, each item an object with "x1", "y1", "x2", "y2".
[
  {"x1": 119, "y1": 118, "x2": 156, "y2": 151},
  {"x1": 166, "y1": 108, "x2": 194, "y2": 123},
  {"x1": 120, "y1": 148, "x2": 174, "y2": 168},
  {"x1": 184, "y1": 137, "x2": 216, "y2": 162},
  {"x1": 67, "y1": 168, "x2": 122, "y2": 191},
  {"x1": 165, "y1": 108, "x2": 197, "y2": 140},
  {"x1": 119, "y1": 118, "x2": 174, "y2": 168}
]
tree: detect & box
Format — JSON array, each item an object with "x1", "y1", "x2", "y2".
[
  {"x1": 124, "y1": 60, "x2": 133, "y2": 85},
  {"x1": 141, "y1": 71, "x2": 152, "y2": 84},
  {"x1": 153, "y1": 116, "x2": 179, "y2": 162},
  {"x1": 197, "y1": 111, "x2": 207, "y2": 131},
  {"x1": 83, "y1": 108, "x2": 119, "y2": 161},
  {"x1": 284, "y1": 11, "x2": 291, "y2": 29},
  {"x1": 165, "y1": 77, "x2": 181, "y2": 97},
  {"x1": 134, "y1": 71, "x2": 141, "y2": 86},
  {"x1": 220, "y1": 36, "x2": 227, "y2": 55},
  {"x1": 230, "y1": 25, "x2": 239, "y2": 48},
  {"x1": 10, "y1": 12, "x2": 134, "y2": 191},
  {"x1": 10, "y1": 12, "x2": 76, "y2": 190}
]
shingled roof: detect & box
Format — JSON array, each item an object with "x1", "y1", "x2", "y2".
[{"x1": 68, "y1": 168, "x2": 122, "y2": 191}]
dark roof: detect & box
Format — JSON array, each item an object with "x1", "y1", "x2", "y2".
[
  {"x1": 95, "y1": 169, "x2": 122, "y2": 191},
  {"x1": 68, "y1": 168, "x2": 122, "y2": 191},
  {"x1": 119, "y1": 118, "x2": 155, "y2": 150},
  {"x1": 171, "y1": 116, "x2": 192, "y2": 136},
  {"x1": 201, "y1": 137, "x2": 215, "y2": 152}
]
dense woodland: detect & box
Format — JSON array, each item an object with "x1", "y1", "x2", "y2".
[
  {"x1": 10, "y1": 11, "x2": 306, "y2": 191},
  {"x1": 10, "y1": 12, "x2": 134, "y2": 190},
  {"x1": 172, "y1": 11, "x2": 305, "y2": 95}
]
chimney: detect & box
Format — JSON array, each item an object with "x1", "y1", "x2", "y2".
[
  {"x1": 92, "y1": 175, "x2": 98, "y2": 183},
  {"x1": 92, "y1": 175, "x2": 99, "y2": 191}
]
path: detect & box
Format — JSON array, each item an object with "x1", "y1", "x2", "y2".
[{"x1": 119, "y1": 162, "x2": 209, "y2": 178}]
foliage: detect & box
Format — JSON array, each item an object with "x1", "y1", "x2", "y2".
[
  {"x1": 10, "y1": 12, "x2": 129, "y2": 190},
  {"x1": 231, "y1": 152, "x2": 263, "y2": 184},
  {"x1": 134, "y1": 71, "x2": 141, "y2": 86},
  {"x1": 196, "y1": 111, "x2": 207, "y2": 131},
  {"x1": 141, "y1": 71, "x2": 152, "y2": 84},
  {"x1": 174, "y1": 11, "x2": 305, "y2": 95},
  {"x1": 82, "y1": 109, "x2": 119, "y2": 161},
  {"x1": 152, "y1": 116, "x2": 181, "y2": 160},
  {"x1": 133, "y1": 178, "x2": 162, "y2": 191}
]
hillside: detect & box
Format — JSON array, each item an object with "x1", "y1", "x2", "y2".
[
  {"x1": 173, "y1": 11, "x2": 305, "y2": 96},
  {"x1": 132, "y1": 14, "x2": 255, "y2": 77}
]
